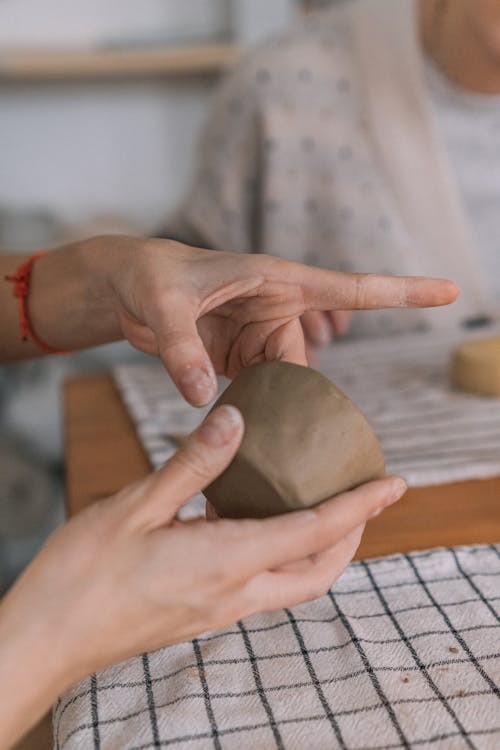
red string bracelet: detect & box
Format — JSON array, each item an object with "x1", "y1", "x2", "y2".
[{"x1": 4, "y1": 250, "x2": 69, "y2": 355}]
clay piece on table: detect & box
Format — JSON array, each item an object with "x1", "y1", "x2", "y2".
[
  {"x1": 204, "y1": 361, "x2": 385, "y2": 518},
  {"x1": 451, "y1": 337, "x2": 500, "y2": 396}
]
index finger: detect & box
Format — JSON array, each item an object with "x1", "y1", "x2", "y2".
[{"x1": 291, "y1": 264, "x2": 460, "y2": 311}]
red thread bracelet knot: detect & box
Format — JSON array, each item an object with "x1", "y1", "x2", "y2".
[
  {"x1": 4, "y1": 272, "x2": 30, "y2": 298},
  {"x1": 4, "y1": 251, "x2": 69, "y2": 355}
]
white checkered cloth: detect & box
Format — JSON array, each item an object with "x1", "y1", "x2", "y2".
[
  {"x1": 54, "y1": 544, "x2": 500, "y2": 749},
  {"x1": 113, "y1": 327, "x2": 500, "y2": 519}
]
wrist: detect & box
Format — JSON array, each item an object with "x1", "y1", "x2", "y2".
[
  {"x1": 0, "y1": 597, "x2": 74, "y2": 748},
  {"x1": 30, "y1": 235, "x2": 129, "y2": 351}
]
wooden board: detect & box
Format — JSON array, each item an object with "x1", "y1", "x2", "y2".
[
  {"x1": 64, "y1": 374, "x2": 150, "y2": 513},
  {"x1": 0, "y1": 43, "x2": 239, "y2": 82},
  {"x1": 13, "y1": 714, "x2": 52, "y2": 750},
  {"x1": 64, "y1": 373, "x2": 500, "y2": 558}
]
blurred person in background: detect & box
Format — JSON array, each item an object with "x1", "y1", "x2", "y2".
[{"x1": 168, "y1": 0, "x2": 500, "y2": 344}]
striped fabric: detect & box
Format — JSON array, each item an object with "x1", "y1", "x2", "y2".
[
  {"x1": 54, "y1": 544, "x2": 500, "y2": 749},
  {"x1": 315, "y1": 327, "x2": 500, "y2": 487},
  {"x1": 113, "y1": 327, "x2": 500, "y2": 519}
]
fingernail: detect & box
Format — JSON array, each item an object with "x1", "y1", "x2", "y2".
[
  {"x1": 179, "y1": 366, "x2": 216, "y2": 406},
  {"x1": 386, "y1": 477, "x2": 407, "y2": 505},
  {"x1": 199, "y1": 405, "x2": 243, "y2": 447}
]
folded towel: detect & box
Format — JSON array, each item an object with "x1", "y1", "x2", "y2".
[{"x1": 54, "y1": 543, "x2": 500, "y2": 750}]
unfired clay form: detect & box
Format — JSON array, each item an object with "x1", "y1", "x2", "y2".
[
  {"x1": 451, "y1": 337, "x2": 500, "y2": 396},
  {"x1": 204, "y1": 361, "x2": 385, "y2": 518}
]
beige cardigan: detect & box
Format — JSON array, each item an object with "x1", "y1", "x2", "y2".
[{"x1": 171, "y1": 0, "x2": 494, "y2": 337}]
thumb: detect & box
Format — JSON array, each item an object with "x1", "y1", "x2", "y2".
[
  {"x1": 140, "y1": 405, "x2": 244, "y2": 526},
  {"x1": 151, "y1": 297, "x2": 217, "y2": 406}
]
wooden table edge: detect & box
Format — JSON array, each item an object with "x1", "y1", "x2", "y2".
[{"x1": 63, "y1": 372, "x2": 500, "y2": 560}]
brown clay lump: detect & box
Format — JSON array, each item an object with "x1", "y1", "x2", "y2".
[
  {"x1": 451, "y1": 337, "x2": 500, "y2": 396},
  {"x1": 204, "y1": 361, "x2": 385, "y2": 518}
]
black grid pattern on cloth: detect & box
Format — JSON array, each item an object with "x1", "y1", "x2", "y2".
[{"x1": 55, "y1": 545, "x2": 500, "y2": 750}]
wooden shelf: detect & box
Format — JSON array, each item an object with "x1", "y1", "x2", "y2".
[{"x1": 0, "y1": 42, "x2": 239, "y2": 82}]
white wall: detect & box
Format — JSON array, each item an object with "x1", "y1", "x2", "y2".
[
  {"x1": 0, "y1": 80, "x2": 212, "y2": 231},
  {"x1": 0, "y1": 0, "x2": 232, "y2": 47},
  {"x1": 232, "y1": 0, "x2": 295, "y2": 44},
  {"x1": 0, "y1": 0, "x2": 295, "y2": 235}
]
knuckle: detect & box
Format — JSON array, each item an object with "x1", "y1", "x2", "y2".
[
  {"x1": 170, "y1": 444, "x2": 214, "y2": 483},
  {"x1": 142, "y1": 273, "x2": 172, "y2": 305},
  {"x1": 158, "y1": 331, "x2": 195, "y2": 358},
  {"x1": 401, "y1": 277, "x2": 412, "y2": 306},
  {"x1": 352, "y1": 274, "x2": 366, "y2": 308}
]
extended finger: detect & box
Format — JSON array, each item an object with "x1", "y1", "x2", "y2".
[
  {"x1": 301, "y1": 269, "x2": 459, "y2": 312},
  {"x1": 243, "y1": 523, "x2": 365, "y2": 613},
  {"x1": 255, "y1": 254, "x2": 460, "y2": 312},
  {"x1": 272, "y1": 523, "x2": 365, "y2": 575},
  {"x1": 223, "y1": 476, "x2": 407, "y2": 574}
]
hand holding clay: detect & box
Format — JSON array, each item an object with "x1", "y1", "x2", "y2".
[
  {"x1": 205, "y1": 362, "x2": 385, "y2": 518},
  {"x1": 0, "y1": 405, "x2": 405, "y2": 749}
]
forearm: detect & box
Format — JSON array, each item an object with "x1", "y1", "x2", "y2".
[
  {"x1": 0, "y1": 236, "x2": 125, "y2": 362},
  {"x1": 0, "y1": 598, "x2": 74, "y2": 749}
]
